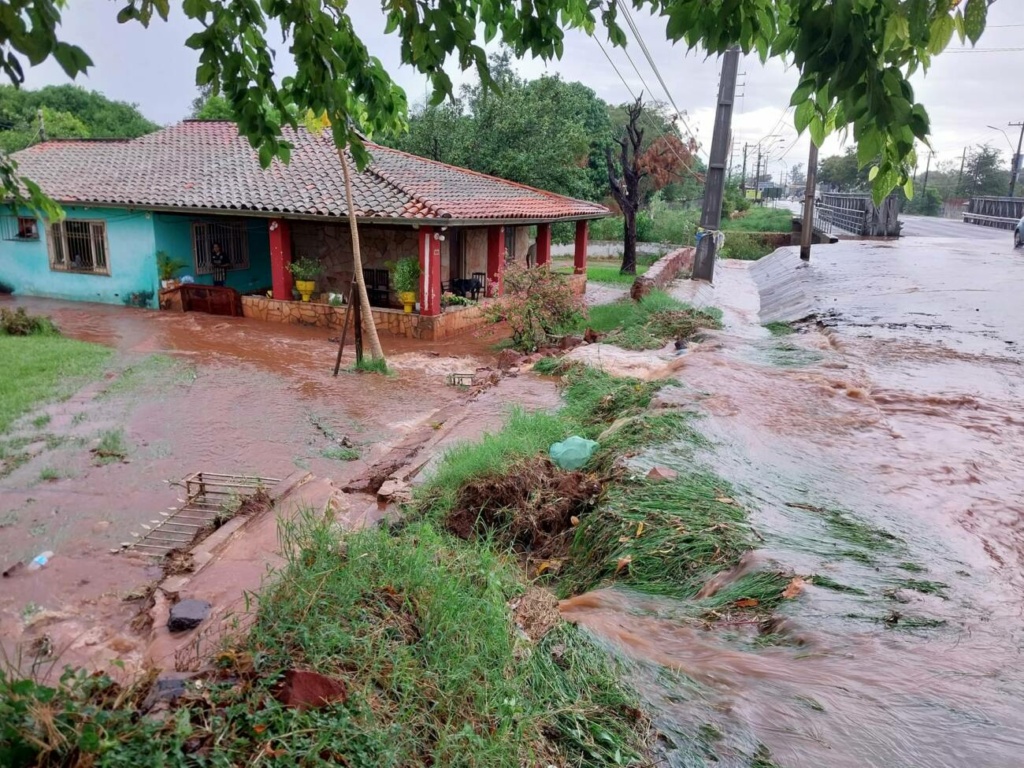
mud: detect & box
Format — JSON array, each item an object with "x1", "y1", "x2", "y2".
[
  {"x1": 562, "y1": 234, "x2": 1024, "y2": 767},
  {"x1": 0, "y1": 295, "x2": 508, "y2": 675}
]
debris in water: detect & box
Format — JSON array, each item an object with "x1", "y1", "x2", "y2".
[{"x1": 781, "y1": 576, "x2": 806, "y2": 599}]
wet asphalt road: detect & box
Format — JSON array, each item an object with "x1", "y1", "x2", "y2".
[{"x1": 899, "y1": 214, "x2": 1008, "y2": 240}]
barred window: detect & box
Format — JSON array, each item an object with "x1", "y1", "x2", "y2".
[
  {"x1": 47, "y1": 220, "x2": 109, "y2": 275},
  {"x1": 1, "y1": 216, "x2": 39, "y2": 240},
  {"x1": 192, "y1": 221, "x2": 249, "y2": 275}
]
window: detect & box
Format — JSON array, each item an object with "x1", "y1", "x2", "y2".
[
  {"x1": 47, "y1": 220, "x2": 109, "y2": 275},
  {"x1": 2, "y1": 216, "x2": 39, "y2": 241},
  {"x1": 192, "y1": 221, "x2": 249, "y2": 275}
]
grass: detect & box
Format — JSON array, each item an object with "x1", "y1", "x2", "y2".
[
  {"x1": 722, "y1": 207, "x2": 792, "y2": 232},
  {"x1": 350, "y1": 356, "x2": 391, "y2": 375},
  {"x1": 575, "y1": 290, "x2": 722, "y2": 350},
  {"x1": 891, "y1": 579, "x2": 949, "y2": 599},
  {"x1": 92, "y1": 428, "x2": 128, "y2": 465},
  {"x1": 0, "y1": 334, "x2": 111, "y2": 435},
  {"x1": 812, "y1": 575, "x2": 867, "y2": 595},
  {"x1": 321, "y1": 445, "x2": 359, "y2": 461},
  {"x1": 0, "y1": 518, "x2": 650, "y2": 766},
  {"x1": 38, "y1": 466, "x2": 64, "y2": 482},
  {"x1": 822, "y1": 509, "x2": 900, "y2": 551},
  {"x1": 556, "y1": 263, "x2": 650, "y2": 285},
  {"x1": 764, "y1": 321, "x2": 794, "y2": 336}
]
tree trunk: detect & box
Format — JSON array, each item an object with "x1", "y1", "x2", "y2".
[
  {"x1": 621, "y1": 207, "x2": 637, "y2": 275},
  {"x1": 338, "y1": 148, "x2": 385, "y2": 363}
]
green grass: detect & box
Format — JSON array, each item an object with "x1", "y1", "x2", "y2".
[
  {"x1": 576, "y1": 291, "x2": 722, "y2": 351},
  {"x1": 891, "y1": 579, "x2": 950, "y2": 599},
  {"x1": 92, "y1": 428, "x2": 128, "y2": 465},
  {"x1": 0, "y1": 519, "x2": 650, "y2": 766},
  {"x1": 822, "y1": 509, "x2": 901, "y2": 551},
  {"x1": 321, "y1": 445, "x2": 359, "y2": 461},
  {"x1": 351, "y1": 356, "x2": 391, "y2": 375},
  {"x1": 38, "y1": 466, "x2": 63, "y2": 482},
  {"x1": 0, "y1": 335, "x2": 111, "y2": 435},
  {"x1": 764, "y1": 321, "x2": 794, "y2": 336},
  {"x1": 99, "y1": 354, "x2": 180, "y2": 397},
  {"x1": 556, "y1": 264, "x2": 649, "y2": 285},
  {"x1": 812, "y1": 575, "x2": 867, "y2": 595},
  {"x1": 722, "y1": 207, "x2": 792, "y2": 233}
]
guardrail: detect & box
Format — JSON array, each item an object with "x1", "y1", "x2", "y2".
[
  {"x1": 814, "y1": 193, "x2": 901, "y2": 237},
  {"x1": 963, "y1": 197, "x2": 1023, "y2": 230}
]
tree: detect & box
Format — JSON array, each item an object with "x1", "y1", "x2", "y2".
[
  {"x1": 607, "y1": 98, "x2": 645, "y2": 276},
  {"x1": 190, "y1": 84, "x2": 234, "y2": 120},
  {"x1": 960, "y1": 145, "x2": 1010, "y2": 198},
  {"x1": 818, "y1": 149, "x2": 872, "y2": 192},
  {"x1": 638, "y1": 134, "x2": 698, "y2": 195},
  {"x1": 0, "y1": 84, "x2": 155, "y2": 153},
  {"x1": 789, "y1": 163, "x2": 805, "y2": 188}
]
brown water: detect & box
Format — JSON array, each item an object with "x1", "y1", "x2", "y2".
[
  {"x1": 0, "y1": 297, "x2": 507, "y2": 673},
  {"x1": 562, "y1": 237, "x2": 1024, "y2": 767}
]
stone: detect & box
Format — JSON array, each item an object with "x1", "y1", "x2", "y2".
[
  {"x1": 646, "y1": 466, "x2": 678, "y2": 483},
  {"x1": 275, "y1": 669, "x2": 347, "y2": 710},
  {"x1": 558, "y1": 335, "x2": 584, "y2": 351},
  {"x1": 496, "y1": 348, "x2": 523, "y2": 371},
  {"x1": 168, "y1": 599, "x2": 211, "y2": 632}
]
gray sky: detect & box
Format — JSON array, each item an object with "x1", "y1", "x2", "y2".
[{"x1": 26, "y1": 1, "x2": 1024, "y2": 178}]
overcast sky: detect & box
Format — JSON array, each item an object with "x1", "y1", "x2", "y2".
[{"x1": 25, "y1": 1, "x2": 1024, "y2": 178}]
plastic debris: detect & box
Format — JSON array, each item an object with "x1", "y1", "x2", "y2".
[
  {"x1": 26, "y1": 551, "x2": 54, "y2": 571},
  {"x1": 549, "y1": 436, "x2": 598, "y2": 470}
]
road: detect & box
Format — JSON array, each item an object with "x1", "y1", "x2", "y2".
[{"x1": 899, "y1": 213, "x2": 1008, "y2": 240}]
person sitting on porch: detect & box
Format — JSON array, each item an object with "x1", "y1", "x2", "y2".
[{"x1": 211, "y1": 242, "x2": 230, "y2": 286}]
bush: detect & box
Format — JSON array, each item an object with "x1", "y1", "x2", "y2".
[
  {"x1": 904, "y1": 187, "x2": 942, "y2": 217},
  {"x1": 486, "y1": 263, "x2": 584, "y2": 352},
  {"x1": 0, "y1": 308, "x2": 57, "y2": 336}
]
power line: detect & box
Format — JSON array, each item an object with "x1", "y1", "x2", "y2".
[
  {"x1": 617, "y1": 1, "x2": 705, "y2": 157},
  {"x1": 945, "y1": 47, "x2": 1024, "y2": 53}
]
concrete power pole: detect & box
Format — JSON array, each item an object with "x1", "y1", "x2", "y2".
[
  {"x1": 755, "y1": 146, "x2": 763, "y2": 204},
  {"x1": 956, "y1": 146, "x2": 967, "y2": 197},
  {"x1": 1010, "y1": 121, "x2": 1024, "y2": 198},
  {"x1": 922, "y1": 150, "x2": 933, "y2": 195},
  {"x1": 692, "y1": 46, "x2": 740, "y2": 283},
  {"x1": 740, "y1": 143, "x2": 749, "y2": 194},
  {"x1": 800, "y1": 141, "x2": 819, "y2": 262}
]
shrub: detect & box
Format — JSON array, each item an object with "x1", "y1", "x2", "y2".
[
  {"x1": 288, "y1": 256, "x2": 323, "y2": 281},
  {"x1": 0, "y1": 308, "x2": 57, "y2": 336},
  {"x1": 486, "y1": 263, "x2": 584, "y2": 352},
  {"x1": 391, "y1": 256, "x2": 421, "y2": 294}
]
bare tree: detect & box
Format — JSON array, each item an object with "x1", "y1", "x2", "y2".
[{"x1": 607, "y1": 97, "x2": 646, "y2": 275}]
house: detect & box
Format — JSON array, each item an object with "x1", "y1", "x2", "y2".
[{"x1": 0, "y1": 121, "x2": 607, "y2": 338}]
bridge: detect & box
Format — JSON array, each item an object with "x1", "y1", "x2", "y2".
[{"x1": 962, "y1": 197, "x2": 1023, "y2": 230}]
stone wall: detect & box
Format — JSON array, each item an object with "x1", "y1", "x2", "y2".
[
  {"x1": 240, "y1": 295, "x2": 488, "y2": 341},
  {"x1": 567, "y1": 273, "x2": 587, "y2": 298},
  {"x1": 630, "y1": 247, "x2": 695, "y2": 300},
  {"x1": 291, "y1": 222, "x2": 419, "y2": 306}
]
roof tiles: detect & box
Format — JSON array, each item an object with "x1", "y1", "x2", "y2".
[{"x1": 12, "y1": 121, "x2": 608, "y2": 223}]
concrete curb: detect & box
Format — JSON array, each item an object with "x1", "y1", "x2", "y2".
[{"x1": 631, "y1": 247, "x2": 696, "y2": 300}]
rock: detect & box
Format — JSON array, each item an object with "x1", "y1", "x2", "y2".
[
  {"x1": 496, "y1": 348, "x2": 523, "y2": 371},
  {"x1": 168, "y1": 599, "x2": 211, "y2": 632},
  {"x1": 558, "y1": 335, "x2": 584, "y2": 351},
  {"x1": 377, "y1": 478, "x2": 412, "y2": 505},
  {"x1": 583, "y1": 328, "x2": 600, "y2": 344},
  {"x1": 275, "y1": 669, "x2": 347, "y2": 710},
  {"x1": 143, "y1": 676, "x2": 189, "y2": 711},
  {"x1": 646, "y1": 466, "x2": 678, "y2": 483}
]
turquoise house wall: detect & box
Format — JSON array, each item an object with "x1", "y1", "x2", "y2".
[
  {"x1": 152, "y1": 214, "x2": 272, "y2": 295},
  {"x1": 0, "y1": 206, "x2": 158, "y2": 307}
]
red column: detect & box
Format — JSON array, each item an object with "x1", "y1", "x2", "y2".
[
  {"x1": 418, "y1": 226, "x2": 442, "y2": 316},
  {"x1": 573, "y1": 220, "x2": 589, "y2": 275},
  {"x1": 269, "y1": 218, "x2": 293, "y2": 300},
  {"x1": 536, "y1": 223, "x2": 551, "y2": 267},
  {"x1": 486, "y1": 225, "x2": 504, "y2": 297}
]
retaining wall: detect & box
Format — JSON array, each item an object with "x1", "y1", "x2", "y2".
[{"x1": 630, "y1": 247, "x2": 695, "y2": 300}]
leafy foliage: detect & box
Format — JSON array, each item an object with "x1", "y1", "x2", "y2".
[
  {"x1": 486, "y1": 263, "x2": 583, "y2": 352},
  {"x1": 818, "y1": 148, "x2": 873, "y2": 192}
]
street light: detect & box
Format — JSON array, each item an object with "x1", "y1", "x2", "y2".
[{"x1": 987, "y1": 125, "x2": 1015, "y2": 154}]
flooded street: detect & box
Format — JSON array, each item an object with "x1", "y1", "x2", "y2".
[{"x1": 563, "y1": 225, "x2": 1024, "y2": 767}]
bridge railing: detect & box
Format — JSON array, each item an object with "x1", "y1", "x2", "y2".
[
  {"x1": 815, "y1": 193, "x2": 901, "y2": 237},
  {"x1": 963, "y1": 197, "x2": 1023, "y2": 230}
]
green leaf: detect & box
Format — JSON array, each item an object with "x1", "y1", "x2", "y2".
[
  {"x1": 928, "y1": 14, "x2": 955, "y2": 55},
  {"x1": 809, "y1": 115, "x2": 825, "y2": 147},
  {"x1": 963, "y1": 0, "x2": 987, "y2": 44},
  {"x1": 794, "y1": 99, "x2": 815, "y2": 134}
]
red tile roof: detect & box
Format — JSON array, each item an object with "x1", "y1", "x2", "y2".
[{"x1": 12, "y1": 121, "x2": 608, "y2": 223}]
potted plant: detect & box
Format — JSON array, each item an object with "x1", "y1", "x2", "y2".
[
  {"x1": 392, "y1": 257, "x2": 421, "y2": 314},
  {"x1": 157, "y1": 251, "x2": 188, "y2": 289},
  {"x1": 288, "y1": 257, "x2": 323, "y2": 302}
]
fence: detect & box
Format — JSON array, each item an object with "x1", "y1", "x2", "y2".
[
  {"x1": 963, "y1": 197, "x2": 1023, "y2": 230},
  {"x1": 814, "y1": 193, "x2": 901, "y2": 237}
]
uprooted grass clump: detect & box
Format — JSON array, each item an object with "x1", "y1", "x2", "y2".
[
  {"x1": 579, "y1": 291, "x2": 722, "y2": 350},
  {"x1": 0, "y1": 518, "x2": 651, "y2": 767}
]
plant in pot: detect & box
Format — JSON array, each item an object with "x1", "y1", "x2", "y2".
[
  {"x1": 288, "y1": 257, "x2": 323, "y2": 302},
  {"x1": 392, "y1": 257, "x2": 421, "y2": 314},
  {"x1": 157, "y1": 251, "x2": 188, "y2": 289}
]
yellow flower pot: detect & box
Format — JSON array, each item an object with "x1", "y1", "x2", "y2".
[
  {"x1": 295, "y1": 280, "x2": 316, "y2": 302},
  {"x1": 399, "y1": 291, "x2": 417, "y2": 314}
]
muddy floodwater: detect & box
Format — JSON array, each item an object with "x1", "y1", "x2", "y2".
[
  {"x1": 563, "y1": 227, "x2": 1024, "y2": 767},
  {"x1": 0, "y1": 297, "x2": 507, "y2": 673}
]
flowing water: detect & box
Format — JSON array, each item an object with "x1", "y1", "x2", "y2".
[{"x1": 562, "y1": 232, "x2": 1024, "y2": 767}]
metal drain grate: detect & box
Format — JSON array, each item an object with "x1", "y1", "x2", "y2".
[{"x1": 117, "y1": 472, "x2": 280, "y2": 556}]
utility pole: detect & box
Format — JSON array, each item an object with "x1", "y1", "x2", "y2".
[
  {"x1": 1010, "y1": 121, "x2": 1024, "y2": 198},
  {"x1": 956, "y1": 146, "x2": 967, "y2": 197},
  {"x1": 755, "y1": 145, "x2": 763, "y2": 204},
  {"x1": 740, "y1": 143, "x2": 749, "y2": 194},
  {"x1": 692, "y1": 46, "x2": 740, "y2": 283},
  {"x1": 922, "y1": 150, "x2": 933, "y2": 195},
  {"x1": 800, "y1": 141, "x2": 819, "y2": 262},
  {"x1": 37, "y1": 108, "x2": 45, "y2": 142},
  {"x1": 727, "y1": 133, "x2": 735, "y2": 184}
]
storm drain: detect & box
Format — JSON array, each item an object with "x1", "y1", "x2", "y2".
[{"x1": 116, "y1": 472, "x2": 280, "y2": 556}]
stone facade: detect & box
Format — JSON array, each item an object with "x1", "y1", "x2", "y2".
[{"x1": 240, "y1": 295, "x2": 489, "y2": 341}]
